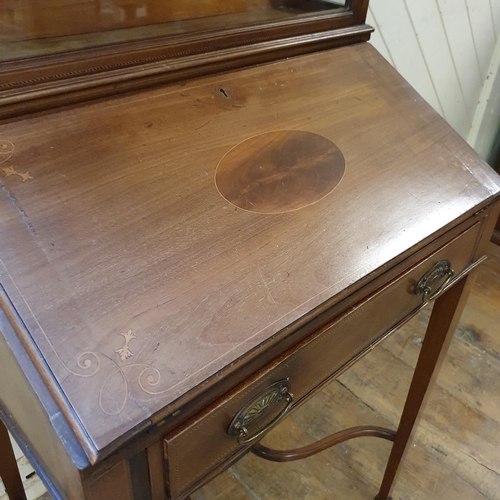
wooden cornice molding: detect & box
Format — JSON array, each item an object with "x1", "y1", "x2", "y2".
[{"x1": 0, "y1": 22, "x2": 373, "y2": 120}]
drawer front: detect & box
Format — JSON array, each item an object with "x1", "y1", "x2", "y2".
[{"x1": 164, "y1": 222, "x2": 481, "y2": 499}]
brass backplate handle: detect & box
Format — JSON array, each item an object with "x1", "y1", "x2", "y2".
[
  {"x1": 227, "y1": 379, "x2": 293, "y2": 446},
  {"x1": 415, "y1": 259, "x2": 454, "y2": 304}
]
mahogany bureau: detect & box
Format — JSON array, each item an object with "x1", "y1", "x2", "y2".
[{"x1": 1, "y1": 2, "x2": 500, "y2": 500}]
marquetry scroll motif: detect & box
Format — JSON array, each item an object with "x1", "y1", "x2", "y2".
[
  {"x1": 99, "y1": 363, "x2": 163, "y2": 415},
  {"x1": 0, "y1": 285, "x2": 100, "y2": 381},
  {"x1": 0, "y1": 140, "x2": 14, "y2": 164},
  {"x1": 2, "y1": 277, "x2": 168, "y2": 416},
  {"x1": 2, "y1": 166, "x2": 32, "y2": 182},
  {"x1": 115, "y1": 329, "x2": 137, "y2": 361},
  {"x1": 96, "y1": 330, "x2": 170, "y2": 415}
]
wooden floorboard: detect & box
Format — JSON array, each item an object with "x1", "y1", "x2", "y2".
[{"x1": 3, "y1": 243, "x2": 499, "y2": 500}]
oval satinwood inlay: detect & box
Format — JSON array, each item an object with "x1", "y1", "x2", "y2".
[{"x1": 215, "y1": 130, "x2": 345, "y2": 214}]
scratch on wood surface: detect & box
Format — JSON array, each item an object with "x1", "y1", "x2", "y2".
[
  {"x1": 257, "y1": 262, "x2": 276, "y2": 304},
  {"x1": 244, "y1": 274, "x2": 260, "y2": 303},
  {"x1": 229, "y1": 470, "x2": 261, "y2": 500},
  {"x1": 404, "y1": 467, "x2": 428, "y2": 488},
  {"x1": 464, "y1": 451, "x2": 500, "y2": 478},
  {"x1": 0, "y1": 183, "x2": 51, "y2": 262},
  {"x1": 404, "y1": 186, "x2": 421, "y2": 202},
  {"x1": 196, "y1": 120, "x2": 211, "y2": 131},
  {"x1": 448, "y1": 144, "x2": 500, "y2": 195},
  {"x1": 431, "y1": 462, "x2": 443, "y2": 496}
]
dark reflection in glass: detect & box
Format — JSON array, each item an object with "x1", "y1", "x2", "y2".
[{"x1": 0, "y1": 0, "x2": 346, "y2": 62}]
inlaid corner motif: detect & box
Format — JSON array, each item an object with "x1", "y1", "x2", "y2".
[
  {"x1": 98, "y1": 329, "x2": 165, "y2": 415},
  {"x1": 2, "y1": 276, "x2": 171, "y2": 417},
  {"x1": 2, "y1": 166, "x2": 33, "y2": 182},
  {"x1": 0, "y1": 139, "x2": 33, "y2": 182},
  {"x1": 115, "y1": 329, "x2": 137, "y2": 361},
  {"x1": 98, "y1": 329, "x2": 172, "y2": 416}
]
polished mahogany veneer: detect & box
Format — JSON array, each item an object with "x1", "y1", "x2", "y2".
[
  {"x1": 1, "y1": 3, "x2": 500, "y2": 499},
  {"x1": 1, "y1": 43, "x2": 498, "y2": 456}
]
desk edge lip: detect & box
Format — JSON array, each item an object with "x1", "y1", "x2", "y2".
[{"x1": 1, "y1": 194, "x2": 499, "y2": 466}]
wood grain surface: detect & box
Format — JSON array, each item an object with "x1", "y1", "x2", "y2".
[
  {"x1": 0, "y1": 0, "x2": 364, "y2": 120},
  {"x1": 189, "y1": 242, "x2": 500, "y2": 500},
  {"x1": 0, "y1": 42, "x2": 499, "y2": 459},
  {"x1": 163, "y1": 221, "x2": 483, "y2": 499},
  {"x1": 18, "y1": 241, "x2": 500, "y2": 499}
]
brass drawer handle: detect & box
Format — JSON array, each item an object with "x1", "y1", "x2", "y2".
[
  {"x1": 227, "y1": 380, "x2": 294, "y2": 446},
  {"x1": 415, "y1": 259, "x2": 454, "y2": 304}
]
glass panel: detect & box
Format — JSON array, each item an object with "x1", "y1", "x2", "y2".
[{"x1": 0, "y1": 0, "x2": 347, "y2": 62}]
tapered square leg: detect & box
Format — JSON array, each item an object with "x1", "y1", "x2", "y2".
[
  {"x1": 376, "y1": 276, "x2": 472, "y2": 500},
  {"x1": 0, "y1": 418, "x2": 27, "y2": 500}
]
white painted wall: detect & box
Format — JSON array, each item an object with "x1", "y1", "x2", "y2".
[{"x1": 367, "y1": 0, "x2": 500, "y2": 158}]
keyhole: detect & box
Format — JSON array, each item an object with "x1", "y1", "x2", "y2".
[{"x1": 218, "y1": 87, "x2": 229, "y2": 98}]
